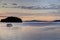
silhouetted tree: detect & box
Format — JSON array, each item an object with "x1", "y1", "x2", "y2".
[{"x1": 1, "y1": 16, "x2": 22, "y2": 22}]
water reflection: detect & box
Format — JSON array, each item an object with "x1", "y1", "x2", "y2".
[{"x1": 0, "y1": 22, "x2": 60, "y2": 40}]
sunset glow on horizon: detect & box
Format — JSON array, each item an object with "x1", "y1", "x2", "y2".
[{"x1": 0, "y1": 0, "x2": 60, "y2": 21}]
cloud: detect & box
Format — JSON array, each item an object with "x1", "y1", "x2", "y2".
[
  {"x1": 2, "y1": 3, "x2": 7, "y2": 5},
  {"x1": 0, "y1": 1, "x2": 60, "y2": 10},
  {"x1": 0, "y1": 0, "x2": 2, "y2": 3},
  {"x1": 1, "y1": 5, "x2": 60, "y2": 10},
  {"x1": 11, "y1": 3, "x2": 18, "y2": 5},
  {"x1": 49, "y1": 11, "x2": 60, "y2": 16},
  {"x1": 1, "y1": 5, "x2": 41, "y2": 9},
  {"x1": 20, "y1": 6, "x2": 42, "y2": 9},
  {"x1": 0, "y1": 11, "x2": 60, "y2": 17},
  {"x1": 0, "y1": 12, "x2": 35, "y2": 17},
  {"x1": 20, "y1": 4, "x2": 60, "y2": 9},
  {"x1": 0, "y1": 0, "x2": 60, "y2": 10}
]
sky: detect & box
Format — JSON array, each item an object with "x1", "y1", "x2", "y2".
[{"x1": 0, "y1": 0, "x2": 60, "y2": 21}]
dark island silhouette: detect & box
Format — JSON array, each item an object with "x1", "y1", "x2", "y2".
[
  {"x1": 25, "y1": 20, "x2": 60, "y2": 22},
  {"x1": 1, "y1": 16, "x2": 22, "y2": 22},
  {"x1": 52, "y1": 20, "x2": 60, "y2": 22},
  {"x1": 25, "y1": 20, "x2": 47, "y2": 22},
  {"x1": 0, "y1": 16, "x2": 60, "y2": 23}
]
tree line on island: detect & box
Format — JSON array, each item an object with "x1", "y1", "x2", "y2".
[{"x1": 0, "y1": 16, "x2": 60, "y2": 22}]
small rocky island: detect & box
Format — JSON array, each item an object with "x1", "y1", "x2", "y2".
[{"x1": 0, "y1": 16, "x2": 22, "y2": 23}]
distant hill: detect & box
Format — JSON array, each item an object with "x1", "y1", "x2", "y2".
[
  {"x1": 25, "y1": 20, "x2": 60, "y2": 22},
  {"x1": 25, "y1": 20, "x2": 47, "y2": 22},
  {"x1": 52, "y1": 20, "x2": 60, "y2": 22}
]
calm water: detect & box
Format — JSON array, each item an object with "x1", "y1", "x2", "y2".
[{"x1": 0, "y1": 22, "x2": 60, "y2": 40}]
